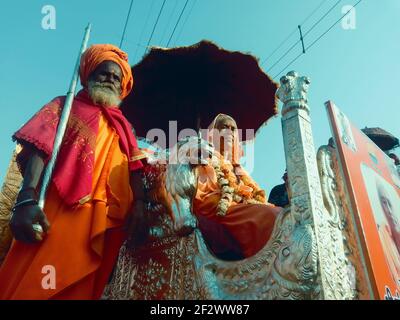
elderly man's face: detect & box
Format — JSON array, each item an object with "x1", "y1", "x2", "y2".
[
  {"x1": 378, "y1": 187, "x2": 399, "y2": 232},
  {"x1": 214, "y1": 117, "x2": 237, "y2": 154},
  {"x1": 90, "y1": 61, "x2": 122, "y2": 92},
  {"x1": 87, "y1": 61, "x2": 122, "y2": 107}
]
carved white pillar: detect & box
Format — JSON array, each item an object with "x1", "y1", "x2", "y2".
[{"x1": 277, "y1": 71, "x2": 353, "y2": 299}]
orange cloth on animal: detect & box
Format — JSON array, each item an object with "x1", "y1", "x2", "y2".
[
  {"x1": 0, "y1": 115, "x2": 133, "y2": 299},
  {"x1": 193, "y1": 164, "x2": 281, "y2": 258}
]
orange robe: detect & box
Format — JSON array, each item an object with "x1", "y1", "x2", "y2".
[
  {"x1": 0, "y1": 115, "x2": 133, "y2": 299},
  {"x1": 193, "y1": 165, "x2": 281, "y2": 258}
]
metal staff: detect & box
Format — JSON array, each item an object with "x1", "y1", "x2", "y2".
[{"x1": 38, "y1": 23, "x2": 92, "y2": 209}]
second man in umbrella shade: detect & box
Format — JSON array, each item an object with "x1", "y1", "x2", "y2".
[{"x1": 193, "y1": 114, "x2": 282, "y2": 259}]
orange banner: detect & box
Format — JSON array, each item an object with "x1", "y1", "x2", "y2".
[{"x1": 327, "y1": 101, "x2": 400, "y2": 300}]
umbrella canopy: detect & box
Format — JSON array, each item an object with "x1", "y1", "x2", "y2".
[
  {"x1": 361, "y1": 127, "x2": 399, "y2": 151},
  {"x1": 121, "y1": 40, "x2": 278, "y2": 145}
]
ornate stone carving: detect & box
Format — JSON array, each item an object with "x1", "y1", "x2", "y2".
[
  {"x1": 317, "y1": 144, "x2": 355, "y2": 299},
  {"x1": 277, "y1": 70, "x2": 311, "y2": 116},
  {"x1": 318, "y1": 141, "x2": 370, "y2": 299},
  {"x1": 165, "y1": 137, "x2": 204, "y2": 235},
  {"x1": 317, "y1": 144, "x2": 341, "y2": 227},
  {"x1": 278, "y1": 71, "x2": 353, "y2": 299}
]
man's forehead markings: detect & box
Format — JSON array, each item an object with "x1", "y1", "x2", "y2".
[{"x1": 97, "y1": 61, "x2": 121, "y2": 72}]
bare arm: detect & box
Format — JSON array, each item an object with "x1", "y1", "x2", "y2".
[
  {"x1": 10, "y1": 145, "x2": 50, "y2": 243},
  {"x1": 17, "y1": 151, "x2": 44, "y2": 201},
  {"x1": 126, "y1": 169, "x2": 149, "y2": 247}
]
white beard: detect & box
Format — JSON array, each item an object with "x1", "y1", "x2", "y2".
[{"x1": 88, "y1": 80, "x2": 121, "y2": 107}]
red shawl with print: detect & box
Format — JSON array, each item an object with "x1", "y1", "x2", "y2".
[{"x1": 13, "y1": 90, "x2": 143, "y2": 206}]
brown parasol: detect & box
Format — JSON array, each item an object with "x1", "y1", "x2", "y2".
[
  {"x1": 361, "y1": 127, "x2": 399, "y2": 151},
  {"x1": 121, "y1": 40, "x2": 278, "y2": 144}
]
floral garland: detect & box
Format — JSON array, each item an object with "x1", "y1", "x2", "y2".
[{"x1": 210, "y1": 153, "x2": 267, "y2": 216}]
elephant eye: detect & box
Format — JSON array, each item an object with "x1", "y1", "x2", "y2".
[{"x1": 282, "y1": 247, "x2": 290, "y2": 257}]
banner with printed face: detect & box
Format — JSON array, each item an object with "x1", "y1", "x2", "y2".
[{"x1": 326, "y1": 101, "x2": 400, "y2": 300}]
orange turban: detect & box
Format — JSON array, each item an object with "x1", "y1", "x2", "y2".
[{"x1": 79, "y1": 44, "x2": 134, "y2": 99}]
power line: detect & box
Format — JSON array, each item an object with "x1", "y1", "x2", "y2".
[
  {"x1": 261, "y1": 29, "x2": 298, "y2": 67},
  {"x1": 307, "y1": 0, "x2": 361, "y2": 51},
  {"x1": 145, "y1": 0, "x2": 167, "y2": 52},
  {"x1": 303, "y1": 0, "x2": 342, "y2": 38},
  {"x1": 272, "y1": 52, "x2": 304, "y2": 80},
  {"x1": 160, "y1": 0, "x2": 180, "y2": 46},
  {"x1": 261, "y1": 0, "x2": 329, "y2": 66},
  {"x1": 166, "y1": 0, "x2": 190, "y2": 47},
  {"x1": 266, "y1": 39, "x2": 301, "y2": 73},
  {"x1": 173, "y1": 0, "x2": 197, "y2": 46},
  {"x1": 266, "y1": 0, "x2": 342, "y2": 72},
  {"x1": 300, "y1": 0, "x2": 330, "y2": 26},
  {"x1": 133, "y1": 0, "x2": 156, "y2": 62},
  {"x1": 265, "y1": 0, "x2": 342, "y2": 72},
  {"x1": 119, "y1": 0, "x2": 134, "y2": 48},
  {"x1": 272, "y1": 0, "x2": 363, "y2": 79}
]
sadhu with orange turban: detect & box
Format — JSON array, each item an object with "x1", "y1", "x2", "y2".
[
  {"x1": 80, "y1": 44, "x2": 134, "y2": 100},
  {"x1": 0, "y1": 44, "x2": 146, "y2": 299}
]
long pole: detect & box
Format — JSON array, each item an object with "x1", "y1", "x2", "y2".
[{"x1": 38, "y1": 23, "x2": 92, "y2": 209}]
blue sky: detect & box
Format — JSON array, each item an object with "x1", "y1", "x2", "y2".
[{"x1": 0, "y1": 0, "x2": 399, "y2": 193}]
